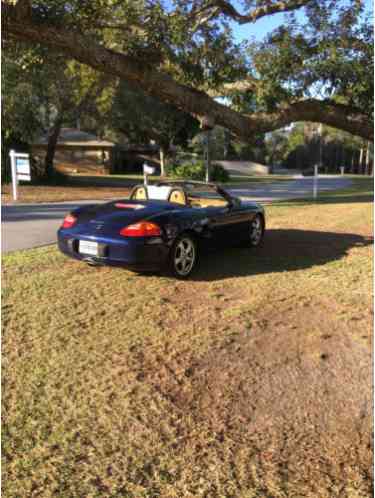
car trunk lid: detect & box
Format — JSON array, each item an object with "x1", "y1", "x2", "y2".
[{"x1": 74, "y1": 199, "x2": 175, "y2": 235}]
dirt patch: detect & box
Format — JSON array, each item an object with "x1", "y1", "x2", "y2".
[{"x1": 146, "y1": 300, "x2": 373, "y2": 497}]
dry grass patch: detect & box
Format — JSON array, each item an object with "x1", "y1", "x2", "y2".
[{"x1": 2, "y1": 184, "x2": 373, "y2": 498}]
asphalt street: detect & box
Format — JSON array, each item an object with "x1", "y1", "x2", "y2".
[
  {"x1": 228, "y1": 175, "x2": 351, "y2": 202},
  {"x1": 2, "y1": 176, "x2": 351, "y2": 253}
]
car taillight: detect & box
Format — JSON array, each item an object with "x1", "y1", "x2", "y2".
[
  {"x1": 120, "y1": 221, "x2": 161, "y2": 237},
  {"x1": 61, "y1": 214, "x2": 77, "y2": 229}
]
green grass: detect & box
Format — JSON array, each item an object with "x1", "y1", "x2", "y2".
[
  {"x1": 274, "y1": 177, "x2": 374, "y2": 206},
  {"x1": 2, "y1": 182, "x2": 373, "y2": 498}
]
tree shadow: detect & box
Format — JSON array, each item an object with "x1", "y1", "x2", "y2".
[{"x1": 192, "y1": 229, "x2": 373, "y2": 281}]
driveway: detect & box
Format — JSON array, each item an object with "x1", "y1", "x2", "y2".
[{"x1": 2, "y1": 176, "x2": 352, "y2": 253}]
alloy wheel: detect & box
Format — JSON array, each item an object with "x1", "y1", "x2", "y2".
[{"x1": 174, "y1": 237, "x2": 196, "y2": 276}]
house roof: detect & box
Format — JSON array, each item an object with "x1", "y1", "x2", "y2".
[{"x1": 33, "y1": 128, "x2": 115, "y2": 148}]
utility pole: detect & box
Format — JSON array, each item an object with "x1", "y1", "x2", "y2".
[
  {"x1": 359, "y1": 146, "x2": 364, "y2": 174},
  {"x1": 204, "y1": 130, "x2": 211, "y2": 183},
  {"x1": 318, "y1": 123, "x2": 323, "y2": 172},
  {"x1": 200, "y1": 116, "x2": 214, "y2": 183},
  {"x1": 365, "y1": 141, "x2": 371, "y2": 176}
]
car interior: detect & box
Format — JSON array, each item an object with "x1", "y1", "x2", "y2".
[{"x1": 130, "y1": 185, "x2": 229, "y2": 208}]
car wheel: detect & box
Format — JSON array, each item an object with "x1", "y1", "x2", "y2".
[
  {"x1": 169, "y1": 234, "x2": 197, "y2": 279},
  {"x1": 249, "y1": 214, "x2": 264, "y2": 247}
]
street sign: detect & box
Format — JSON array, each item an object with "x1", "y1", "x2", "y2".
[
  {"x1": 9, "y1": 150, "x2": 31, "y2": 201},
  {"x1": 143, "y1": 163, "x2": 155, "y2": 185},
  {"x1": 143, "y1": 163, "x2": 155, "y2": 175},
  {"x1": 16, "y1": 157, "x2": 31, "y2": 181}
]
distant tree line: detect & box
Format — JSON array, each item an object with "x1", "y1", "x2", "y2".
[
  {"x1": 274, "y1": 124, "x2": 373, "y2": 174},
  {"x1": 188, "y1": 124, "x2": 373, "y2": 175}
]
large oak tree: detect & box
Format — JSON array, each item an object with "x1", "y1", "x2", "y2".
[{"x1": 3, "y1": 0, "x2": 374, "y2": 142}]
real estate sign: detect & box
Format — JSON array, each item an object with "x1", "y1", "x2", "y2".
[{"x1": 9, "y1": 150, "x2": 31, "y2": 200}]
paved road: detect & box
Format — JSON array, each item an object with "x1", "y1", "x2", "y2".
[
  {"x1": 2, "y1": 200, "x2": 103, "y2": 253},
  {"x1": 228, "y1": 175, "x2": 351, "y2": 203},
  {"x1": 2, "y1": 176, "x2": 352, "y2": 253}
]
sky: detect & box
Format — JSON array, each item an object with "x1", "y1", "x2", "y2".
[{"x1": 229, "y1": 0, "x2": 374, "y2": 43}]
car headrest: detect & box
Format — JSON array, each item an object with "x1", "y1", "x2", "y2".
[{"x1": 169, "y1": 189, "x2": 187, "y2": 205}]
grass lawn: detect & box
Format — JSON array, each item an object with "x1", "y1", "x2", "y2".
[
  {"x1": 1, "y1": 175, "x2": 281, "y2": 204},
  {"x1": 2, "y1": 182, "x2": 373, "y2": 498},
  {"x1": 2, "y1": 183, "x2": 131, "y2": 204}
]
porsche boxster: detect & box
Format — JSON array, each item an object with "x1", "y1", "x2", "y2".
[{"x1": 57, "y1": 181, "x2": 265, "y2": 278}]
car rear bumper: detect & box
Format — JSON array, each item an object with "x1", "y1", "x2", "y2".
[{"x1": 57, "y1": 230, "x2": 170, "y2": 271}]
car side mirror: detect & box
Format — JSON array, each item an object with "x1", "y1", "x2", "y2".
[{"x1": 229, "y1": 197, "x2": 241, "y2": 209}]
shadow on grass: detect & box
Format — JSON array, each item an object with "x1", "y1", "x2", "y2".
[{"x1": 192, "y1": 228, "x2": 373, "y2": 281}]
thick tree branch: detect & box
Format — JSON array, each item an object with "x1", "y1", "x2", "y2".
[
  {"x1": 3, "y1": 2, "x2": 373, "y2": 141},
  {"x1": 207, "y1": 77, "x2": 259, "y2": 97},
  {"x1": 248, "y1": 99, "x2": 372, "y2": 140},
  {"x1": 191, "y1": 0, "x2": 312, "y2": 28}
]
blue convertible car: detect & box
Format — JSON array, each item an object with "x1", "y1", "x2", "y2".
[{"x1": 58, "y1": 181, "x2": 265, "y2": 278}]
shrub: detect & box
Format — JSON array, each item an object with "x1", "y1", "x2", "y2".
[
  {"x1": 167, "y1": 160, "x2": 229, "y2": 182},
  {"x1": 211, "y1": 163, "x2": 230, "y2": 182}
]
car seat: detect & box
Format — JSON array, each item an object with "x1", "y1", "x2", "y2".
[{"x1": 168, "y1": 189, "x2": 187, "y2": 205}]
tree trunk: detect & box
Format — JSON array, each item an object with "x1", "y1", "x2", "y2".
[
  {"x1": 223, "y1": 128, "x2": 230, "y2": 159},
  {"x1": 365, "y1": 142, "x2": 371, "y2": 175},
  {"x1": 44, "y1": 116, "x2": 63, "y2": 178},
  {"x1": 341, "y1": 148, "x2": 345, "y2": 173},
  {"x1": 204, "y1": 130, "x2": 211, "y2": 182},
  {"x1": 159, "y1": 145, "x2": 166, "y2": 177},
  {"x1": 358, "y1": 148, "x2": 364, "y2": 175}
]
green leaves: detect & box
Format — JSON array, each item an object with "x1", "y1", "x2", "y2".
[
  {"x1": 110, "y1": 82, "x2": 199, "y2": 147},
  {"x1": 248, "y1": 0, "x2": 373, "y2": 116}
]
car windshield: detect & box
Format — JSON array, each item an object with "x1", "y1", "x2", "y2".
[{"x1": 181, "y1": 183, "x2": 229, "y2": 208}]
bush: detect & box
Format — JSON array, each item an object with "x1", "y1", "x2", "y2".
[
  {"x1": 211, "y1": 163, "x2": 230, "y2": 182},
  {"x1": 167, "y1": 160, "x2": 229, "y2": 182}
]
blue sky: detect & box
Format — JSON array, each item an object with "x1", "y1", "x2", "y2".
[{"x1": 229, "y1": 0, "x2": 374, "y2": 43}]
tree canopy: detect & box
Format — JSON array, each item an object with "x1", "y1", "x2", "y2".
[
  {"x1": 3, "y1": 0, "x2": 374, "y2": 142},
  {"x1": 111, "y1": 82, "x2": 199, "y2": 151}
]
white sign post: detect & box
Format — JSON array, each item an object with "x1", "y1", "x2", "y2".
[
  {"x1": 9, "y1": 150, "x2": 31, "y2": 201},
  {"x1": 340, "y1": 166, "x2": 345, "y2": 176},
  {"x1": 313, "y1": 164, "x2": 318, "y2": 200},
  {"x1": 143, "y1": 163, "x2": 155, "y2": 186},
  {"x1": 203, "y1": 130, "x2": 211, "y2": 183}
]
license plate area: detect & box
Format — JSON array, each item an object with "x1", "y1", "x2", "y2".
[{"x1": 79, "y1": 240, "x2": 99, "y2": 256}]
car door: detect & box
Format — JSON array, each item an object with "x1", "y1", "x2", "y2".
[
  {"x1": 204, "y1": 205, "x2": 231, "y2": 246},
  {"x1": 207, "y1": 200, "x2": 257, "y2": 245}
]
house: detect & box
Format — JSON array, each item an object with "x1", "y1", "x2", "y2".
[
  {"x1": 31, "y1": 128, "x2": 115, "y2": 175},
  {"x1": 112, "y1": 143, "x2": 161, "y2": 174}
]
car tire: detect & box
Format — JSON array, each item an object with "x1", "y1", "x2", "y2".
[
  {"x1": 248, "y1": 214, "x2": 265, "y2": 247},
  {"x1": 168, "y1": 234, "x2": 198, "y2": 279}
]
